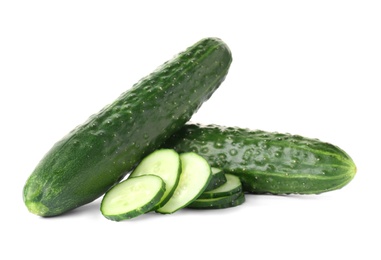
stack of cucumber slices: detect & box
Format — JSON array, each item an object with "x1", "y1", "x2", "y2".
[{"x1": 101, "y1": 149, "x2": 245, "y2": 221}]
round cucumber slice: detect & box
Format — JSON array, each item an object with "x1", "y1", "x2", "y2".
[
  {"x1": 156, "y1": 152, "x2": 212, "y2": 214},
  {"x1": 204, "y1": 167, "x2": 227, "y2": 191},
  {"x1": 198, "y1": 174, "x2": 242, "y2": 199},
  {"x1": 129, "y1": 149, "x2": 181, "y2": 209},
  {"x1": 187, "y1": 192, "x2": 245, "y2": 209},
  {"x1": 101, "y1": 175, "x2": 165, "y2": 221}
]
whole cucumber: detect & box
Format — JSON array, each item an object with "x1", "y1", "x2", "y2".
[
  {"x1": 23, "y1": 38, "x2": 232, "y2": 216},
  {"x1": 162, "y1": 123, "x2": 356, "y2": 194}
]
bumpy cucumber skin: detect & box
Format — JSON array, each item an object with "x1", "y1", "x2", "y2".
[
  {"x1": 23, "y1": 38, "x2": 232, "y2": 217},
  {"x1": 162, "y1": 123, "x2": 357, "y2": 195}
]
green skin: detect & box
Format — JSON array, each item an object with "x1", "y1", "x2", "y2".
[
  {"x1": 199, "y1": 174, "x2": 242, "y2": 199},
  {"x1": 204, "y1": 168, "x2": 227, "y2": 191},
  {"x1": 188, "y1": 192, "x2": 245, "y2": 209},
  {"x1": 23, "y1": 38, "x2": 232, "y2": 217},
  {"x1": 162, "y1": 123, "x2": 357, "y2": 194}
]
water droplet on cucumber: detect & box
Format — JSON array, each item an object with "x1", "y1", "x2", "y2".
[{"x1": 229, "y1": 149, "x2": 238, "y2": 156}]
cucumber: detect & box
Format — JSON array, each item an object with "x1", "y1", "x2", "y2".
[
  {"x1": 204, "y1": 167, "x2": 227, "y2": 191},
  {"x1": 156, "y1": 152, "x2": 212, "y2": 214},
  {"x1": 198, "y1": 173, "x2": 242, "y2": 199},
  {"x1": 162, "y1": 123, "x2": 357, "y2": 194},
  {"x1": 101, "y1": 175, "x2": 165, "y2": 221},
  {"x1": 128, "y1": 149, "x2": 181, "y2": 209},
  {"x1": 23, "y1": 38, "x2": 232, "y2": 217},
  {"x1": 187, "y1": 192, "x2": 245, "y2": 209}
]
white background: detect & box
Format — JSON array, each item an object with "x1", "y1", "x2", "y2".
[{"x1": 1, "y1": 0, "x2": 380, "y2": 259}]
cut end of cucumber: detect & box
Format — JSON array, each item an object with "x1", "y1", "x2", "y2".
[
  {"x1": 101, "y1": 175, "x2": 165, "y2": 221},
  {"x1": 340, "y1": 160, "x2": 357, "y2": 190},
  {"x1": 25, "y1": 201, "x2": 50, "y2": 217},
  {"x1": 348, "y1": 160, "x2": 357, "y2": 180},
  {"x1": 23, "y1": 179, "x2": 51, "y2": 217}
]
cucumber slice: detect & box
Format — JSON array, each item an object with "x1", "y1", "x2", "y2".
[
  {"x1": 187, "y1": 192, "x2": 245, "y2": 210},
  {"x1": 156, "y1": 152, "x2": 212, "y2": 214},
  {"x1": 198, "y1": 174, "x2": 242, "y2": 199},
  {"x1": 129, "y1": 149, "x2": 181, "y2": 209},
  {"x1": 101, "y1": 175, "x2": 165, "y2": 221},
  {"x1": 204, "y1": 167, "x2": 227, "y2": 191}
]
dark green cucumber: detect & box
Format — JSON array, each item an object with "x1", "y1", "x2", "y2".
[
  {"x1": 23, "y1": 38, "x2": 232, "y2": 217},
  {"x1": 162, "y1": 123, "x2": 357, "y2": 194}
]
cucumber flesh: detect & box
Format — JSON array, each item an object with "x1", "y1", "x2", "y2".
[
  {"x1": 101, "y1": 175, "x2": 165, "y2": 221},
  {"x1": 129, "y1": 149, "x2": 181, "y2": 209},
  {"x1": 187, "y1": 192, "x2": 245, "y2": 209},
  {"x1": 198, "y1": 173, "x2": 242, "y2": 199},
  {"x1": 204, "y1": 167, "x2": 227, "y2": 191},
  {"x1": 156, "y1": 152, "x2": 212, "y2": 214}
]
